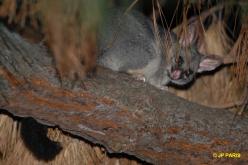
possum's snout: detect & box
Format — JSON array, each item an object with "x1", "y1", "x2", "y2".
[
  {"x1": 169, "y1": 68, "x2": 195, "y2": 85},
  {"x1": 170, "y1": 69, "x2": 181, "y2": 80}
]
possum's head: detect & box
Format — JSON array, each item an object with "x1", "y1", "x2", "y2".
[{"x1": 163, "y1": 32, "x2": 222, "y2": 86}]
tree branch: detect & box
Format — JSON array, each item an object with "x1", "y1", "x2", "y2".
[{"x1": 0, "y1": 24, "x2": 247, "y2": 164}]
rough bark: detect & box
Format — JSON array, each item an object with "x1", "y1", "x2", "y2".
[{"x1": 0, "y1": 24, "x2": 247, "y2": 164}]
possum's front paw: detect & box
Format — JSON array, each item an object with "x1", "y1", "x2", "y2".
[
  {"x1": 158, "y1": 86, "x2": 169, "y2": 91},
  {"x1": 132, "y1": 74, "x2": 146, "y2": 82}
]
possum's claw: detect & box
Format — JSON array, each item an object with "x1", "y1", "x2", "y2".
[{"x1": 133, "y1": 74, "x2": 146, "y2": 82}]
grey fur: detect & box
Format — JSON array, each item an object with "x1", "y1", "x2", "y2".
[{"x1": 98, "y1": 9, "x2": 222, "y2": 89}]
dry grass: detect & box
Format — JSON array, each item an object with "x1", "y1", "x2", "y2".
[
  {"x1": 0, "y1": 1, "x2": 247, "y2": 164},
  {"x1": 0, "y1": 0, "x2": 38, "y2": 28},
  {"x1": 229, "y1": 22, "x2": 248, "y2": 113},
  {"x1": 231, "y1": 24, "x2": 248, "y2": 85},
  {"x1": 159, "y1": 2, "x2": 248, "y2": 111},
  {"x1": 0, "y1": 113, "x2": 140, "y2": 165},
  {"x1": 0, "y1": 0, "x2": 107, "y2": 83},
  {"x1": 0, "y1": 113, "x2": 20, "y2": 162},
  {"x1": 37, "y1": 0, "x2": 104, "y2": 82},
  {"x1": 171, "y1": 18, "x2": 244, "y2": 108}
]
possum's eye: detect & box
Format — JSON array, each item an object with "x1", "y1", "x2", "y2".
[{"x1": 177, "y1": 56, "x2": 184, "y2": 66}]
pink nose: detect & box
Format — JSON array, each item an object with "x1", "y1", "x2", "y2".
[{"x1": 170, "y1": 69, "x2": 181, "y2": 80}]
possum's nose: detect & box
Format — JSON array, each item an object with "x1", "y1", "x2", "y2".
[
  {"x1": 169, "y1": 68, "x2": 194, "y2": 80},
  {"x1": 170, "y1": 69, "x2": 181, "y2": 80}
]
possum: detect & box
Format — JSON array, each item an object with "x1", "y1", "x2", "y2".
[{"x1": 97, "y1": 9, "x2": 223, "y2": 89}]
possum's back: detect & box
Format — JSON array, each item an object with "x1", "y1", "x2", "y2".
[{"x1": 97, "y1": 8, "x2": 160, "y2": 72}]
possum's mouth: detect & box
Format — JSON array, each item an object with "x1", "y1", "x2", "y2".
[
  {"x1": 169, "y1": 69, "x2": 194, "y2": 85},
  {"x1": 170, "y1": 69, "x2": 182, "y2": 80}
]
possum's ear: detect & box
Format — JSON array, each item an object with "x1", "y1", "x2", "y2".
[{"x1": 197, "y1": 55, "x2": 223, "y2": 73}]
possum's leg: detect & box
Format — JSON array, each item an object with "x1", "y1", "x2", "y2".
[
  {"x1": 129, "y1": 70, "x2": 169, "y2": 90},
  {"x1": 130, "y1": 74, "x2": 146, "y2": 82},
  {"x1": 134, "y1": 74, "x2": 146, "y2": 82},
  {"x1": 127, "y1": 69, "x2": 146, "y2": 82}
]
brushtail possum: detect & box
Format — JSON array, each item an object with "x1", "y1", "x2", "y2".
[{"x1": 98, "y1": 9, "x2": 223, "y2": 89}]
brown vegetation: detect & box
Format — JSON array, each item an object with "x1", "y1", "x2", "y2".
[
  {"x1": 0, "y1": 0, "x2": 247, "y2": 164},
  {"x1": 0, "y1": 114, "x2": 139, "y2": 165},
  {"x1": 165, "y1": 1, "x2": 247, "y2": 111}
]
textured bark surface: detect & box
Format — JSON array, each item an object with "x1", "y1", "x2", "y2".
[{"x1": 0, "y1": 24, "x2": 248, "y2": 164}]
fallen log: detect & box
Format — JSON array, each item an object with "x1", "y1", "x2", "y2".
[{"x1": 0, "y1": 24, "x2": 247, "y2": 164}]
